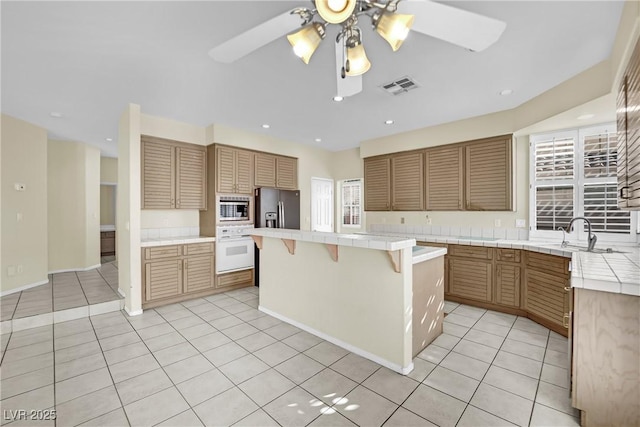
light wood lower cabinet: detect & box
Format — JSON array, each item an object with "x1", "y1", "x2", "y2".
[
  {"x1": 571, "y1": 288, "x2": 640, "y2": 426},
  {"x1": 217, "y1": 269, "x2": 254, "y2": 289},
  {"x1": 435, "y1": 242, "x2": 569, "y2": 336},
  {"x1": 142, "y1": 243, "x2": 215, "y2": 309},
  {"x1": 449, "y1": 258, "x2": 492, "y2": 302},
  {"x1": 100, "y1": 231, "x2": 115, "y2": 256}
]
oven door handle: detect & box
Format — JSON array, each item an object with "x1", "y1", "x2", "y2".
[{"x1": 217, "y1": 236, "x2": 253, "y2": 242}]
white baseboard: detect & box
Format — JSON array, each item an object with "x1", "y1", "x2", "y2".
[
  {"x1": 48, "y1": 264, "x2": 102, "y2": 274},
  {"x1": 259, "y1": 305, "x2": 414, "y2": 375},
  {"x1": 124, "y1": 306, "x2": 143, "y2": 317},
  {"x1": 0, "y1": 279, "x2": 50, "y2": 297}
]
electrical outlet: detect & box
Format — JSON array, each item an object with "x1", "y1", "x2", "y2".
[
  {"x1": 494, "y1": 219, "x2": 501, "y2": 227},
  {"x1": 425, "y1": 216, "x2": 432, "y2": 225},
  {"x1": 7, "y1": 266, "x2": 15, "y2": 277},
  {"x1": 17, "y1": 265, "x2": 23, "y2": 274},
  {"x1": 516, "y1": 219, "x2": 526, "y2": 228},
  {"x1": 401, "y1": 217, "x2": 405, "y2": 224},
  {"x1": 16, "y1": 213, "x2": 23, "y2": 222}
]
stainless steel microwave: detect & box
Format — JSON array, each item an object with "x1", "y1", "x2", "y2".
[{"x1": 217, "y1": 195, "x2": 251, "y2": 222}]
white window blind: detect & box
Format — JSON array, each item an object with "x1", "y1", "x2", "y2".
[
  {"x1": 342, "y1": 179, "x2": 362, "y2": 227},
  {"x1": 530, "y1": 124, "x2": 635, "y2": 241}
]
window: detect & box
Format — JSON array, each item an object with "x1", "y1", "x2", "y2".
[
  {"x1": 342, "y1": 179, "x2": 362, "y2": 227},
  {"x1": 530, "y1": 124, "x2": 635, "y2": 242}
]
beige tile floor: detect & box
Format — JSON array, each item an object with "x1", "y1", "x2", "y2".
[
  {"x1": 1, "y1": 262, "x2": 120, "y2": 322},
  {"x1": 0, "y1": 288, "x2": 580, "y2": 426}
]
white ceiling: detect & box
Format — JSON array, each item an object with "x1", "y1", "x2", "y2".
[{"x1": 1, "y1": 1, "x2": 624, "y2": 157}]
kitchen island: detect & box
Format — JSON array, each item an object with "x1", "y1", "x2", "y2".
[{"x1": 250, "y1": 229, "x2": 446, "y2": 374}]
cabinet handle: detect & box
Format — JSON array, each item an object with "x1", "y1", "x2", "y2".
[
  {"x1": 171, "y1": 198, "x2": 175, "y2": 206},
  {"x1": 178, "y1": 262, "x2": 182, "y2": 271},
  {"x1": 184, "y1": 260, "x2": 188, "y2": 270},
  {"x1": 563, "y1": 314, "x2": 569, "y2": 329},
  {"x1": 177, "y1": 199, "x2": 181, "y2": 206},
  {"x1": 564, "y1": 286, "x2": 571, "y2": 292}
]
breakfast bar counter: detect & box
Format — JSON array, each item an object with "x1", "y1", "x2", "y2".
[{"x1": 249, "y1": 229, "x2": 446, "y2": 374}]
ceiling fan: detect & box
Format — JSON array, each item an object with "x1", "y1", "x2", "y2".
[{"x1": 209, "y1": 0, "x2": 506, "y2": 98}]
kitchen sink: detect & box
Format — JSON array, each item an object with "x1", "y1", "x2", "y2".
[{"x1": 552, "y1": 244, "x2": 628, "y2": 254}]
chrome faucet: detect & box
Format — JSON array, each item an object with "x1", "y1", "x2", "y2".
[{"x1": 566, "y1": 217, "x2": 597, "y2": 251}]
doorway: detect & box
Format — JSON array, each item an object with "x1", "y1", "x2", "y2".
[{"x1": 311, "y1": 177, "x2": 334, "y2": 232}]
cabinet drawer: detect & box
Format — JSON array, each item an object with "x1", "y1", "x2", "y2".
[
  {"x1": 449, "y1": 244, "x2": 493, "y2": 260},
  {"x1": 216, "y1": 269, "x2": 253, "y2": 289},
  {"x1": 526, "y1": 251, "x2": 569, "y2": 276},
  {"x1": 184, "y1": 242, "x2": 214, "y2": 256},
  {"x1": 143, "y1": 245, "x2": 182, "y2": 260},
  {"x1": 496, "y1": 248, "x2": 521, "y2": 263}
]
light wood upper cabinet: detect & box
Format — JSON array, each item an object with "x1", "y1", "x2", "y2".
[
  {"x1": 391, "y1": 151, "x2": 424, "y2": 211},
  {"x1": 617, "y1": 37, "x2": 640, "y2": 209},
  {"x1": 141, "y1": 137, "x2": 205, "y2": 210},
  {"x1": 253, "y1": 153, "x2": 298, "y2": 189},
  {"x1": 425, "y1": 146, "x2": 463, "y2": 210},
  {"x1": 216, "y1": 146, "x2": 253, "y2": 194},
  {"x1": 364, "y1": 156, "x2": 391, "y2": 211},
  {"x1": 254, "y1": 153, "x2": 277, "y2": 187},
  {"x1": 276, "y1": 156, "x2": 298, "y2": 189},
  {"x1": 465, "y1": 136, "x2": 513, "y2": 211},
  {"x1": 176, "y1": 146, "x2": 206, "y2": 209}
]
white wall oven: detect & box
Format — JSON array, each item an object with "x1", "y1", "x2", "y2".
[
  {"x1": 216, "y1": 225, "x2": 255, "y2": 274},
  {"x1": 217, "y1": 195, "x2": 251, "y2": 223}
]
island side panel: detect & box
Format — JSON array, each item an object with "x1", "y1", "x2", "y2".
[{"x1": 258, "y1": 237, "x2": 413, "y2": 372}]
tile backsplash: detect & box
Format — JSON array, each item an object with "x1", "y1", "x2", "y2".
[
  {"x1": 368, "y1": 223, "x2": 529, "y2": 240},
  {"x1": 141, "y1": 226, "x2": 200, "y2": 240}
]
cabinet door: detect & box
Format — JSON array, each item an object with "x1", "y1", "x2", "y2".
[
  {"x1": 623, "y1": 47, "x2": 640, "y2": 207},
  {"x1": 216, "y1": 146, "x2": 236, "y2": 193},
  {"x1": 364, "y1": 157, "x2": 391, "y2": 211},
  {"x1": 144, "y1": 259, "x2": 182, "y2": 302},
  {"x1": 254, "y1": 153, "x2": 277, "y2": 187},
  {"x1": 216, "y1": 269, "x2": 253, "y2": 289},
  {"x1": 276, "y1": 156, "x2": 298, "y2": 189},
  {"x1": 425, "y1": 146, "x2": 463, "y2": 210},
  {"x1": 465, "y1": 137, "x2": 512, "y2": 210},
  {"x1": 176, "y1": 146, "x2": 206, "y2": 209},
  {"x1": 142, "y1": 140, "x2": 175, "y2": 209},
  {"x1": 495, "y1": 263, "x2": 521, "y2": 308},
  {"x1": 524, "y1": 269, "x2": 567, "y2": 329},
  {"x1": 449, "y1": 258, "x2": 492, "y2": 302},
  {"x1": 235, "y1": 149, "x2": 253, "y2": 194},
  {"x1": 183, "y1": 255, "x2": 214, "y2": 294},
  {"x1": 391, "y1": 152, "x2": 424, "y2": 210}
]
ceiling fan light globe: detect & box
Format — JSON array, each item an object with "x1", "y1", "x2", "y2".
[
  {"x1": 315, "y1": 0, "x2": 357, "y2": 24},
  {"x1": 375, "y1": 13, "x2": 415, "y2": 51},
  {"x1": 345, "y1": 44, "x2": 371, "y2": 76},
  {"x1": 287, "y1": 23, "x2": 324, "y2": 64}
]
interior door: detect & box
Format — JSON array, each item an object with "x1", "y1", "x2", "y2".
[{"x1": 311, "y1": 178, "x2": 333, "y2": 232}]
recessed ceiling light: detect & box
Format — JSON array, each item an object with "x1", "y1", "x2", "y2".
[
  {"x1": 315, "y1": 138, "x2": 322, "y2": 143},
  {"x1": 499, "y1": 89, "x2": 513, "y2": 96},
  {"x1": 262, "y1": 124, "x2": 270, "y2": 129},
  {"x1": 50, "y1": 112, "x2": 63, "y2": 118},
  {"x1": 385, "y1": 120, "x2": 394, "y2": 125},
  {"x1": 105, "y1": 138, "x2": 113, "y2": 142},
  {"x1": 577, "y1": 113, "x2": 595, "y2": 120},
  {"x1": 333, "y1": 96, "x2": 344, "y2": 102}
]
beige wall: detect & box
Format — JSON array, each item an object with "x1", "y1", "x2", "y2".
[
  {"x1": 259, "y1": 237, "x2": 413, "y2": 371},
  {"x1": 100, "y1": 185, "x2": 116, "y2": 225},
  {"x1": 211, "y1": 124, "x2": 333, "y2": 231},
  {"x1": 118, "y1": 104, "x2": 142, "y2": 314},
  {"x1": 100, "y1": 156, "x2": 117, "y2": 183},
  {"x1": 48, "y1": 140, "x2": 101, "y2": 272},
  {"x1": 1, "y1": 115, "x2": 48, "y2": 293}
]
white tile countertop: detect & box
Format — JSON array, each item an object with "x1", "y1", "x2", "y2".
[
  {"x1": 370, "y1": 231, "x2": 639, "y2": 297},
  {"x1": 249, "y1": 228, "x2": 416, "y2": 251},
  {"x1": 412, "y1": 246, "x2": 448, "y2": 264},
  {"x1": 140, "y1": 235, "x2": 216, "y2": 247}
]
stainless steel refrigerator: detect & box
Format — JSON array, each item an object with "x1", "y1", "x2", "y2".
[
  {"x1": 254, "y1": 188, "x2": 300, "y2": 286},
  {"x1": 254, "y1": 188, "x2": 300, "y2": 229}
]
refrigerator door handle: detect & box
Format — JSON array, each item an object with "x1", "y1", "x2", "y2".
[
  {"x1": 277, "y1": 201, "x2": 282, "y2": 228},
  {"x1": 281, "y1": 202, "x2": 286, "y2": 228}
]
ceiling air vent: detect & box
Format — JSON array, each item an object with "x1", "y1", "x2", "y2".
[{"x1": 380, "y1": 76, "x2": 420, "y2": 96}]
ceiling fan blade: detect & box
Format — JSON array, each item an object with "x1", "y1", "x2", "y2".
[
  {"x1": 399, "y1": 0, "x2": 506, "y2": 52},
  {"x1": 209, "y1": 9, "x2": 303, "y2": 63},
  {"x1": 335, "y1": 41, "x2": 362, "y2": 97}
]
